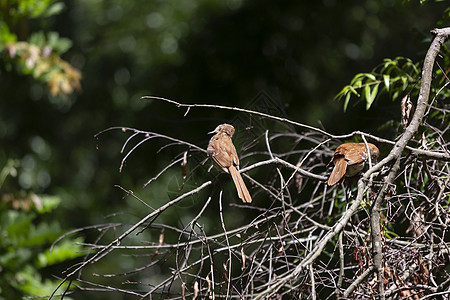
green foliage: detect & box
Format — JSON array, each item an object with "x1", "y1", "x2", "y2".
[
  {"x1": 29, "y1": 31, "x2": 73, "y2": 54},
  {"x1": 438, "y1": 6, "x2": 450, "y2": 26},
  {"x1": 4, "y1": 0, "x2": 64, "y2": 20},
  {"x1": 14, "y1": 265, "x2": 67, "y2": 299},
  {"x1": 0, "y1": 164, "x2": 84, "y2": 299},
  {"x1": 36, "y1": 237, "x2": 85, "y2": 268},
  {"x1": 0, "y1": 0, "x2": 80, "y2": 98},
  {"x1": 0, "y1": 159, "x2": 19, "y2": 189},
  {"x1": 0, "y1": 2, "x2": 84, "y2": 296},
  {"x1": 335, "y1": 57, "x2": 420, "y2": 111},
  {"x1": 0, "y1": 22, "x2": 17, "y2": 44}
]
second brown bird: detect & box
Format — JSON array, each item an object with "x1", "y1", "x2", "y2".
[
  {"x1": 207, "y1": 124, "x2": 252, "y2": 203},
  {"x1": 327, "y1": 142, "x2": 379, "y2": 186}
]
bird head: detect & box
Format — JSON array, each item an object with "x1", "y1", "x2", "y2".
[{"x1": 208, "y1": 124, "x2": 235, "y2": 137}]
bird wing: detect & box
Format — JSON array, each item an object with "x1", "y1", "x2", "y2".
[
  {"x1": 207, "y1": 134, "x2": 239, "y2": 171},
  {"x1": 334, "y1": 143, "x2": 365, "y2": 166},
  {"x1": 327, "y1": 157, "x2": 347, "y2": 186}
]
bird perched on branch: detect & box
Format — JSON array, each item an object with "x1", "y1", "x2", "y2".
[
  {"x1": 327, "y1": 142, "x2": 379, "y2": 186},
  {"x1": 207, "y1": 124, "x2": 252, "y2": 203}
]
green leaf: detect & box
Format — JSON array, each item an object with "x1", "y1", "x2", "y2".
[
  {"x1": 36, "y1": 195, "x2": 61, "y2": 213},
  {"x1": 0, "y1": 22, "x2": 18, "y2": 47},
  {"x1": 383, "y1": 74, "x2": 390, "y2": 92},
  {"x1": 337, "y1": 85, "x2": 361, "y2": 111},
  {"x1": 53, "y1": 37, "x2": 73, "y2": 54},
  {"x1": 0, "y1": 247, "x2": 33, "y2": 269},
  {"x1": 366, "y1": 83, "x2": 379, "y2": 110},
  {"x1": 348, "y1": 85, "x2": 360, "y2": 97},
  {"x1": 350, "y1": 73, "x2": 366, "y2": 85},
  {"x1": 401, "y1": 76, "x2": 408, "y2": 90},
  {"x1": 29, "y1": 31, "x2": 46, "y2": 47},
  {"x1": 365, "y1": 73, "x2": 376, "y2": 81},
  {"x1": 26, "y1": 221, "x2": 61, "y2": 247},
  {"x1": 343, "y1": 91, "x2": 351, "y2": 112},
  {"x1": 43, "y1": 32, "x2": 72, "y2": 54},
  {"x1": 18, "y1": 0, "x2": 61, "y2": 19},
  {"x1": 43, "y1": 2, "x2": 66, "y2": 18},
  {"x1": 334, "y1": 86, "x2": 347, "y2": 100},
  {"x1": 15, "y1": 265, "x2": 73, "y2": 298},
  {"x1": 5, "y1": 210, "x2": 33, "y2": 240},
  {"x1": 364, "y1": 85, "x2": 371, "y2": 103},
  {"x1": 392, "y1": 90, "x2": 399, "y2": 101},
  {"x1": 0, "y1": 159, "x2": 20, "y2": 188},
  {"x1": 36, "y1": 237, "x2": 85, "y2": 268}
]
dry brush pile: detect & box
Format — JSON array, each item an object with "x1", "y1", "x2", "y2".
[{"x1": 51, "y1": 28, "x2": 450, "y2": 300}]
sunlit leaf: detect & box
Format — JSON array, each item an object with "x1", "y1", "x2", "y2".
[
  {"x1": 36, "y1": 237, "x2": 85, "y2": 268},
  {"x1": 37, "y1": 195, "x2": 61, "y2": 213},
  {"x1": 0, "y1": 22, "x2": 18, "y2": 46},
  {"x1": 16, "y1": 265, "x2": 73, "y2": 298},
  {"x1": 364, "y1": 85, "x2": 371, "y2": 104},
  {"x1": 365, "y1": 73, "x2": 376, "y2": 81},
  {"x1": 344, "y1": 91, "x2": 351, "y2": 112},
  {"x1": 383, "y1": 74, "x2": 390, "y2": 91},
  {"x1": 366, "y1": 83, "x2": 379, "y2": 110},
  {"x1": 350, "y1": 73, "x2": 366, "y2": 84},
  {"x1": 43, "y1": 2, "x2": 66, "y2": 18}
]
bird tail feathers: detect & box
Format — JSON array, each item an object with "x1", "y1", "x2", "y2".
[
  {"x1": 229, "y1": 166, "x2": 252, "y2": 203},
  {"x1": 327, "y1": 159, "x2": 347, "y2": 186}
]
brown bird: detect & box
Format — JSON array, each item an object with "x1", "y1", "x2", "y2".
[
  {"x1": 207, "y1": 124, "x2": 252, "y2": 203},
  {"x1": 327, "y1": 142, "x2": 379, "y2": 186}
]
